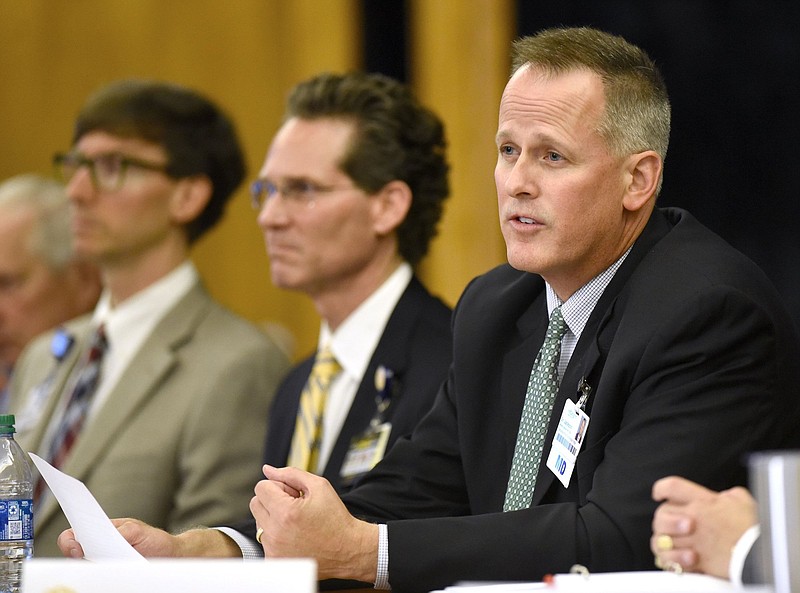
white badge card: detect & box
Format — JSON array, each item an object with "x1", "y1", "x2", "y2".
[
  {"x1": 339, "y1": 422, "x2": 392, "y2": 484},
  {"x1": 546, "y1": 399, "x2": 590, "y2": 488}
]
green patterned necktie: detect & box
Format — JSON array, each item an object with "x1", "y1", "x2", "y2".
[{"x1": 504, "y1": 307, "x2": 568, "y2": 511}]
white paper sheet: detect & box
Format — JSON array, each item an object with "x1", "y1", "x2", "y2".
[
  {"x1": 29, "y1": 453, "x2": 145, "y2": 561},
  {"x1": 23, "y1": 558, "x2": 317, "y2": 593},
  {"x1": 432, "y1": 571, "x2": 766, "y2": 592}
]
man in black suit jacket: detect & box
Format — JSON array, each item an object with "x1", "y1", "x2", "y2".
[
  {"x1": 249, "y1": 71, "x2": 453, "y2": 497},
  {"x1": 243, "y1": 28, "x2": 800, "y2": 592},
  {"x1": 263, "y1": 274, "x2": 452, "y2": 493}
]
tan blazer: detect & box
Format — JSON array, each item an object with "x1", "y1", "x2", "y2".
[{"x1": 9, "y1": 282, "x2": 290, "y2": 556}]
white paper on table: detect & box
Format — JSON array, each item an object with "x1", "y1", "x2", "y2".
[
  {"x1": 29, "y1": 453, "x2": 145, "y2": 561},
  {"x1": 432, "y1": 571, "x2": 753, "y2": 592},
  {"x1": 23, "y1": 558, "x2": 317, "y2": 593},
  {"x1": 539, "y1": 571, "x2": 741, "y2": 592},
  {"x1": 431, "y1": 583, "x2": 548, "y2": 592}
]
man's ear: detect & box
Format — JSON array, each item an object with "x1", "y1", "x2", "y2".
[
  {"x1": 371, "y1": 180, "x2": 412, "y2": 235},
  {"x1": 622, "y1": 150, "x2": 662, "y2": 212},
  {"x1": 170, "y1": 175, "x2": 213, "y2": 224}
]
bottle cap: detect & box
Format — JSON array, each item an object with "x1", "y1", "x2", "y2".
[{"x1": 0, "y1": 414, "x2": 16, "y2": 434}]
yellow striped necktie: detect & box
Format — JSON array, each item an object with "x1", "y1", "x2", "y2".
[{"x1": 287, "y1": 346, "x2": 342, "y2": 472}]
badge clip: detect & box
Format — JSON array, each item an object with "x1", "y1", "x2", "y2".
[
  {"x1": 576, "y1": 376, "x2": 592, "y2": 410},
  {"x1": 372, "y1": 365, "x2": 395, "y2": 426}
]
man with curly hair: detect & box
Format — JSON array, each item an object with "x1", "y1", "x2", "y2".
[{"x1": 58, "y1": 71, "x2": 454, "y2": 563}]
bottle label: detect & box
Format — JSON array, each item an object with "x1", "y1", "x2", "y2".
[{"x1": 0, "y1": 499, "x2": 33, "y2": 541}]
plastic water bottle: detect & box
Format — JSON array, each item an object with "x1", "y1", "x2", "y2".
[{"x1": 0, "y1": 415, "x2": 33, "y2": 593}]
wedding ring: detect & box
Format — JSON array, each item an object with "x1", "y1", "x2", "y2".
[
  {"x1": 655, "y1": 555, "x2": 683, "y2": 574},
  {"x1": 655, "y1": 534, "x2": 674, "y2": 551},
  {"x1": 255, "y1": 527, "x2": 264, "y2": 544}
]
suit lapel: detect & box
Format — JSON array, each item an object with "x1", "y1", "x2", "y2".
[
  {"x1": 268, "y1": 359, "x2": 313, "y2": 468},
  {"x1": 530, "y1": 208, "x2": 674, "y2": 504},
  {"x1": 324, "y1": 277, "x2": 428, "y2": 482},
  {"x1": 531, "y1": 312, "x2": 608, "y2": 504},
  {"x1": 36, "y1": 284, "x2": 211, "y2": 529},
  {"x1": 501, "y1": 291, "x2": 548, "y2": 463},
  {"x1": 15, "y1": 320, "x2": 93, "y2": 454}
]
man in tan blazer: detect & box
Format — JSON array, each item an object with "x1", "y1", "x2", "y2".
[{"x1": 9, "y1": 80, "x2": 290, "y2": 556}]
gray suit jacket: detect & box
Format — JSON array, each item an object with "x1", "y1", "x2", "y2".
[{"x1": 9, "y1": 282, "x2": 290, "y2": 556}]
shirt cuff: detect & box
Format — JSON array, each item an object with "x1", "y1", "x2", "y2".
[
  {"x1": 729, "y1": 524, "x2": 760, "y2": 586},
  {"x1": 214, "y1": 526, "x2": 264, "y2": 560},
  {"x1": 375, "y1": 523, "x2": 390, "y2": 589}
]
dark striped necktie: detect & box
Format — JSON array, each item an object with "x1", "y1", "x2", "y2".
[{"x1": 35, "y1": 324, "x2": 107, "y2": 502}]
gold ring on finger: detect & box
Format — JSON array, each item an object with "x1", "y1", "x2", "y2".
[{"x1": 656, "y1": 534, "x2": 674, "y2": 551}]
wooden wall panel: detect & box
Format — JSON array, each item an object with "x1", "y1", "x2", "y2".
[
  {"x1": 0, "y1": 0, "x2": 514, "y2": 359},
  {"x1": 0, "y1": 0, "x2": 360, "y2": 360},
  {"x1": 409, "y1": 0, "x2": 514, "y2": 306}
]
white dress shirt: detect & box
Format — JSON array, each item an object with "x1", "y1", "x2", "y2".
[{"x1": 730, "y1": 525, "x2": 760, "y2": 586}]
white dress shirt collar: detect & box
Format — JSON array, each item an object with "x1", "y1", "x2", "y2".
[
  {"x1": 319, "y1": 262, "x2": 413, "y2": 383},
  {"x1": 545, "y1": 247, "x2": 631, "y2": 342},
  {"x1": 88, "y1": 261, "x2": 199, "y2": 413},
  {"x1": 546, "y1": 248, "x2": 631, "y2": 380}
]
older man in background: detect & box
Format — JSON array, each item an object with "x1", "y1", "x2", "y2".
[{"x1": 0, "y1": 174, "x2": 101, "y2": 411}]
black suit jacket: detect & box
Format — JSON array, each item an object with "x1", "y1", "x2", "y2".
[
  {"x1": 342, "y1": 208, "x2": 800, "y2": 593},
  {"x1": 264, "y1": 275, "x2": 453, "y2": 488},
  {"x1": 235, "y1": 276, "x2": 452, "y2": 542}
]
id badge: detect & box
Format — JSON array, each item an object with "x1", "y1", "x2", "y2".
[
  {"x1": 339, "y1": 422, "x2": 392, "y2": 485},
  {"x1": 546, "y1": 399, "x2": 590, "y2": 488}
]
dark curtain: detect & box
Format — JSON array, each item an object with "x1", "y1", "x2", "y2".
[
  {"x1": 362, "y1": 0, "x2": 407, "y2": 82},
  {"x1": 363, "y1": 1, "x2": 800, "y2": 332},
  {"x1": 516, "y1": 1, "x2": 800, "y2": 332}
]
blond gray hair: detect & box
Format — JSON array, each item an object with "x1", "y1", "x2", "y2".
[
  {"x1": 0, "y1": 174, "x2": 74, "y2": 268},
  {"x1": 512, "y1": 27, "x2": 670, "y2": 191}
]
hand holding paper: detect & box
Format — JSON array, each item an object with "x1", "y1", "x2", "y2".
[{"x1": 29, "y1": 453, "x2": 145, "y2": 562}]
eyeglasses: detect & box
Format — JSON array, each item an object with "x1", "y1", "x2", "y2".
[
  {"x1": 53, "y1": 151, "x2": 169, "y2": 191},
  {"x1": 249, "y1": 178, "x2": 356, "y2": 210}
]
